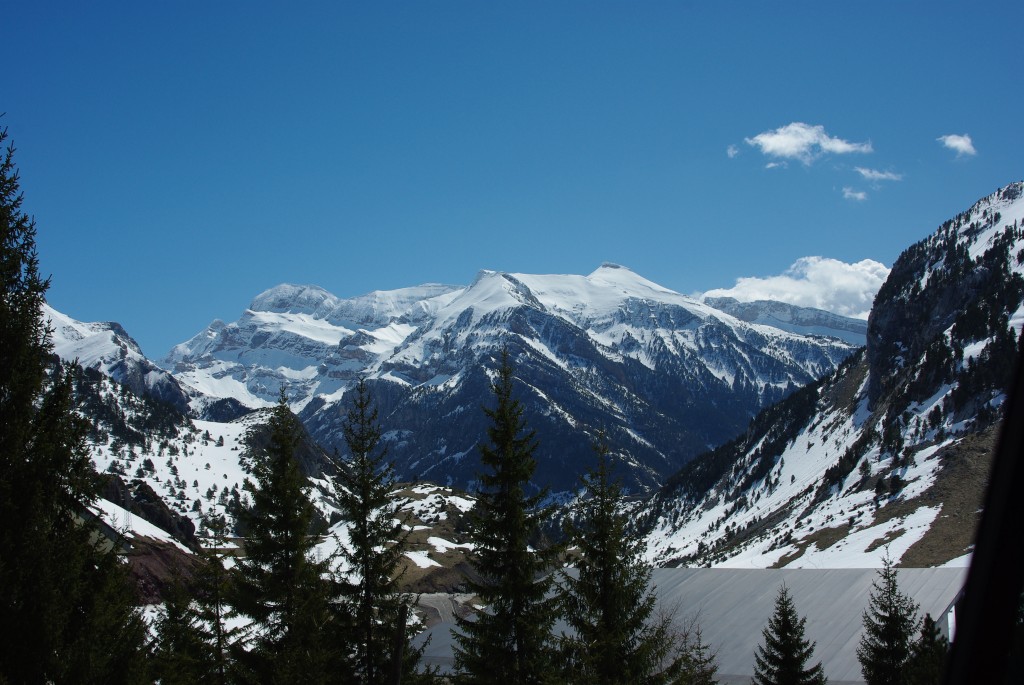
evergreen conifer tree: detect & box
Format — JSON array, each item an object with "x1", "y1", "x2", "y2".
[
  {"x1": 232, "y1": 391, "x2": 333, "y2": 684},
  {"x1": 334, "y1": 378, "x2": 426, "y2": 683},
  {"x1": 905, "y1": 613, "x2": 948, "y2": 685},
  {"x1": 0, "y1": 127, "x2": 150, "y2": 684},
  {"x1": 856, "y1": 555, "x2": 919, "y2": 685},
  {"x1": 194, "y1": 513, "x2": 240, "y2": 685},
  {"x1": 453, "y1": 348, "x2": 560, "y2": 684},
  {"x1": 752, "y1": 585, "x2": 827, "y2": 685},
  {"x1": 675, "y1": 624, "x2": 719, "y2": 685},
  {"x1": 153, "y1": 571, "x2": 217, "y2": 684},
  {"x1": 559, "y1": 434, "x2": 682, "y2": 684}
]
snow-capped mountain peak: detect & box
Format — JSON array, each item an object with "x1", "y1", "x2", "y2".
[
  {"x1": 162, "y1": 265, "x2": 858, "y2": 495},
  {"x1": 586, "y1": 262, "x2": 677, "y2": 296},
  {"x1": 46, "y1": 304, "x2": 146, "y2": 361},
  {"x1": 327, "y1": 283, "x2": 464, "y2": 328},
  {"x1": 45, "y1": 304, "x2": 191, "y2": 412},
  {"x1": 249, "y1": 283, "x2": 342, "y2": 316}
]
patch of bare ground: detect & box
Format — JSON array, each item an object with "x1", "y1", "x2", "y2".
[
  {"x1": 771, "y1": 549, "x2": 802, "y2": 569},
  {"x1": 403, "y1": 561, "x2": 481, "y2": 596},
  {"x1": 391, "y1": 485, "x2": 477, "y2": 593},
  {"x1": 770, "y1": 524, "x2": 849, "y2": 569},
  {"x1": 398, "y1": 537, "x2": 478, "y2": 594},
  {"x1": 865, "y1": 528, "x2": 905, "y2": 554},
  {"x1": 897, "y1": 426, "x2": 996, "y2": 567},
  {"x1": 126, "y1": 536, "x2": 206, "y2": 603}
]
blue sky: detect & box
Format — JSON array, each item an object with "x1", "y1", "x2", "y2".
[{"x1": 4, "y1": 1, "x2": 1022, "y2": 356}]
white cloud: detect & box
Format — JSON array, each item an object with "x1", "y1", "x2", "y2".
[
  {"x1": 855, "y1": 167, "x2": 903, "y2": 182},
  {"x1": 765, "y1": 161, "x2": 786, "y2": 170},
  {"x1": 937, "y1": 133, "x2": 976, "y2": 156},
  {"x1": 745, "y1": 122, "x2": 873, "y2": 165},
  {"x1": 727, "y1": 144, "x2": 739, "y2": 159},
  {"x1": 843, "y1": 187, "x2": 868, "y2": 201},
  {"x1": 702, "y1": 256, "x2": 890, "y2": 319}
]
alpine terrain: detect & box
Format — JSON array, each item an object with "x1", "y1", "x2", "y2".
[
  {"x1": 162, "y1": 265, "x2": 858, "y2": 496},
  {"x1": 37, "y1": 181, "x2": 1024, "y2": 604},
  {"x1": 641, "y1": 181, "x2": 1024, "y2": 569}
]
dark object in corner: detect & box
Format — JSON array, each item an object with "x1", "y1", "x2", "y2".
[{"x1": 943, "y1": 340, "x2": 1024, "y2": 683}]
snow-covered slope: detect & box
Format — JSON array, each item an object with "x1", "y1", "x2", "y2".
[
  {"x1": 165, "y1": 265, "x2": 857, "y2": 495},
  {"x1": 74, "y1": 362, "x2": 479, "y2": 592},
  {"x1": 702, "y1": 296, "x2": 868, "y2": 346},
  {"x1": 163, "y1": 283, "x2": 464, "y2": 411},
  {"x1": 45, "y1": 304, "x2": 191, "y2": 412},
  {"x1": 641, "y1": 181, "x2": 1024, "y2": 568}
]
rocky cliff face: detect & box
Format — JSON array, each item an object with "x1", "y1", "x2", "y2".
[
  {"x1": 867, "y1": 182, "x2": 1024, "y2": 408},
  {"x1": 703, "y1": 297, "x2": 867, "y2": 346}
]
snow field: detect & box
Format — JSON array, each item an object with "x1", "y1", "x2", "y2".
[
  {"x1": 92, "y1": 414, "x2": 255, "y2": 532},
  {"x1": 644, "y1": 361, "x2": 964, "y2": 569}
]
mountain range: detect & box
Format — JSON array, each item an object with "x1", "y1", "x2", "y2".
[
  {"x1": 45, "y1": 180, "x2": 1024, "y2": 573},
  {"x1": 56, "y1": 264, "x2": 861, "y2": 497}
]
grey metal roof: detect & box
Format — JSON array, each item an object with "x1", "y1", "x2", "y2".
[{"x1": 413, "y1": 567, "x2": 967, "y2": 684}]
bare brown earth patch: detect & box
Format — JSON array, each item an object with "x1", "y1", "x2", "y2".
[
  {"x1": 898, "y1": 426, "x2": 995, "y2": 567},
  {"x1": 865, "y1": 528, "x2": 905, "y2": 554},
  {"x1": 769, "y1": 419, "x2": 995, "y2": 570},
  {"x1": 770, "y1": 524, "x2": 848, "y2": 569},
  {"x1": 858, "y1": 426, "x2": 994, "y2": 567},
  {"x1": 803, "y1": 523, "x2": 851, "y2": 552},
  {"x1": 125, "y1": 536, "x2": 206, "y2": 603},
  {"x1": 391, "y1": 484, "x2": 476, "y2": 593}
]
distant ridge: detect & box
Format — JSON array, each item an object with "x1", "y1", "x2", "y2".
[{"x1": 162, "y1": 265, "x2": 857, "y2": 495}]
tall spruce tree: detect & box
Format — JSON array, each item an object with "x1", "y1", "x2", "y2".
[
  {"x1": 453, "y1": 348, "x2": 560, "y2": 684},
  {"x1": 153, "y1": 571, "x2": 217, "y2": 685},
  {"x1": 232, "y1": 391, "x2": 333, "y2": 684},
  {"x1": 194, "y1": 513, "x2": 241, "y2": 685},
  {"x1": 675, "y1": 624, "x2": 719, "y2": 685},
  {"x1": 334, "y1": 378, "x2": 425, "y2": 683},
  {"x1": 752, "y1": 585, "x2": 827, "y2": 685},
  {"x1": 904, "y1": 613, "x2": 948, "y2": 685},
  {"x1": 559, "y1": 434, "x2": 681, "y2": 684},
  {"x1": 856, "y1": 556, "x2": 919, "y2": 685},
  {"x1": 0, "y1": 127, "x2": 150, "y2": 684}
]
